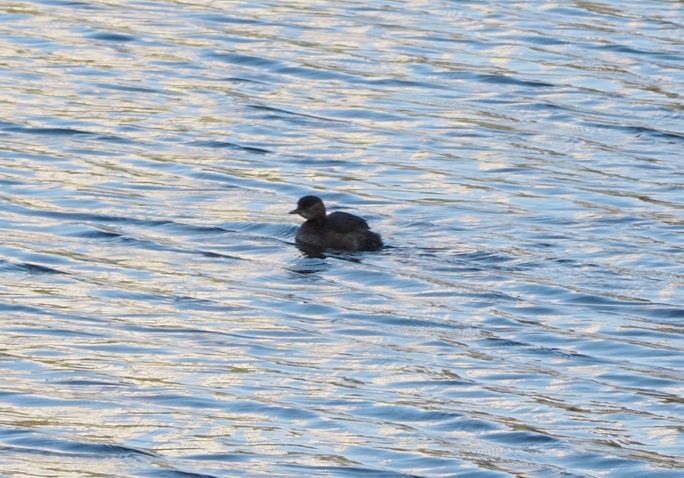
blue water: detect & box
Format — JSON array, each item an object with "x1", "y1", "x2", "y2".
[{"x1": 1, "y1": 1, "x2": 683, "y2": 477}]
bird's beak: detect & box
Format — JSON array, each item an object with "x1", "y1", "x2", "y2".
[{"x1": 289, "y1": 208, "x2": 301, "y2": 215}]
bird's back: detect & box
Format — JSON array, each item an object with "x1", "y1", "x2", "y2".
[
  {"x1": 325, "y1": 211, "x2": 370, "y2": 233},
  {"x1": 295, "y1": 212, "x2": 382, "y2": 251}
]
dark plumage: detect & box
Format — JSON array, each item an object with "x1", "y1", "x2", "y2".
[{"x1": 289, "y1": 195, "x2": 383, "y2": 251}]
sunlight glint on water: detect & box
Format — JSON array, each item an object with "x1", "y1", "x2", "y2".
[{"x1": 1, "y1": 1, "x2": 683, "y2": 477}]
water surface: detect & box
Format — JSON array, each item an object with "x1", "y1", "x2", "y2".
[{"x1": 1, "y1": 1, "x2": 683, "y2": 477}]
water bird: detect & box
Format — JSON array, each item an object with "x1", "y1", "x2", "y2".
[{"x1": 289, "y1": 195, "x2": 383, "y2": 251}]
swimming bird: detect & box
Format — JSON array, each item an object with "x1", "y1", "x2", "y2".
[{"x1": 289, "y1": 195, "x2": 383, "y2": 251}]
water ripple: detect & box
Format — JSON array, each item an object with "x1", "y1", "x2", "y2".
[{"x1": 1, "y1": 0, "x2": 683, "y2": 477}]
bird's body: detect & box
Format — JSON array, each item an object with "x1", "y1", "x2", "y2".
[{"x1": 289, "y1": 196, "x2": 383, "y2": 252}]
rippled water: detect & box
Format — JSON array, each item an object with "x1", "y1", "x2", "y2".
[{"x1": 1, "y1": 1, "x2": 683, "y2": 477}]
